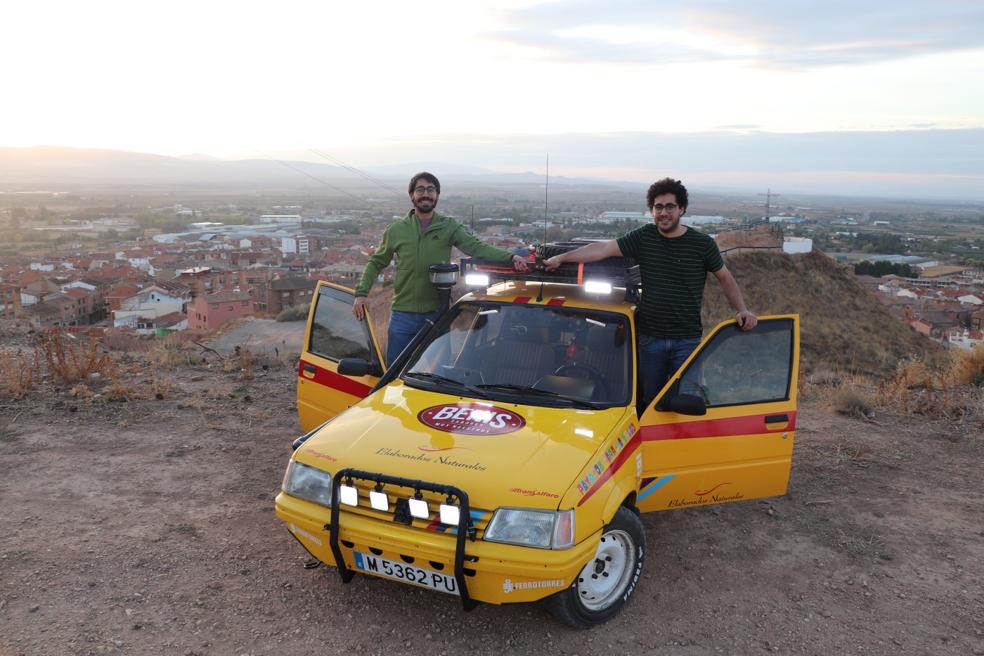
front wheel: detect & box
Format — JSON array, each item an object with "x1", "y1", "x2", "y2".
[{"x1": 544, "y1": 506, "x2": 645, "y2": 628}]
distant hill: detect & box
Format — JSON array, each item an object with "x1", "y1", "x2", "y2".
[
  {"x1": 703, "y1": 250, "x2": 945, "y2": 376},
  {"x1": 0, "y1": 146, "x2": 614, "y2": 190},
  {"x1": 0, "y1": 146, "x2": 349, "y2": 188}
]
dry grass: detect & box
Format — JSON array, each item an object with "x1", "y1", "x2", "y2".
[
  {"x1": 100, "y1": 331, "x2": 149, "y2": 353},
  {"x1": 806, "y1": 369, "x2": 843, "y2": 388},
  {"x1": 801, "y1": 357, "x2": 981, "y2": 424},
  {"x1": 69, "y1": 383, "x2": 94, "y2": 401},
  {"x1": 801, "y1": 367, "x2": 872, "y2": 408},
  {"x1": 877, "y1": 357, "x2": 980, "y2": 421},
  {"x1": 205, "y1": 382, "x2": 235, "y2": 400},
  {"x1": 832, "y1": 386, "x2": 875, "y2": 418},
  {"x1": 105, "y1": 371, "x2": 136, "y2": 402},
  {"x1": 152, "y1": 377, "x2": 176, "y2": 399},
  {"x1": 34, "y1": 329, "x2": 112, "y2": 385},
  {"x1": 0, "y1": 350, "x2": 38, "y2": 399},
  {"x1": 148, "y1": 334, "x2": 200, "y2": 368},
  {"x1": 948, "y1": 345, "x2": 984, "y2": 387},
  {"x1": 231, "y1": 346, "x2": 255, "y2": 380}
]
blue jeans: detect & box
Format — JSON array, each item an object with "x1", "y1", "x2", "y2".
[
  {"x1": 387, "y1": 310, "x2": 439, "y2": 367},
  {"x1": 638, "y1": 335, "x2": 700, "y2": 407}
]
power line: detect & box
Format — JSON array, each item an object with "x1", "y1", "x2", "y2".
[
  {"x1": 253, "y1": 150, "x2": 372, "y2": 206},
  {"x1": 309, "y1": 149, "x2": 404, "y2": 198}
]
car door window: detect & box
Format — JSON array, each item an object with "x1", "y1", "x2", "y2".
[
  {"x1": 309, "y1": 287, "x2": 376, "y2": 363},
  {"x1": 677, "y1": 318, "x2": 794, "y2": 407}
]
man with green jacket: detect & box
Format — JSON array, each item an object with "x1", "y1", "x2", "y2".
[{"x1": 353, "y1": 171, "x2": 528, "y2": 365}]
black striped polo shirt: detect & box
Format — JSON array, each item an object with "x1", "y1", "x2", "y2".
[{"x1": 616, "y1": 224, "x2": 724, "y2": 339}]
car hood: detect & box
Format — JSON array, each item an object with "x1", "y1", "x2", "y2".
[{"x1": 295, "y1": 382, "x2": 628, "y2": 510}]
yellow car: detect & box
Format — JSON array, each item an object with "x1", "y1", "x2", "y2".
[{"x1": 277, "y1": 262, "x2": 800, "y2": 628}]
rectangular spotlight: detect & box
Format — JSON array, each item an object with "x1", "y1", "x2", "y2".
[
  {"x1": 369, "y1": 490, "x2": 389, "y2": 512},
  {"x1": 408, "y1": 498, "x2": 429, "y2": 519},
  {"x1": 439, "y1": 503, "x2": 460, "y2": 526},
  {"x1": 465, "y1": 273, "x2": 490, "y2": 287},
  {"x1": 339, "y1": 485, "x2": 359, "y2": 507}
]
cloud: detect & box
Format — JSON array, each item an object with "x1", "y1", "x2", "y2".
[{"x1": 487, "y1": 0, "x2": 984, "y2": 68}]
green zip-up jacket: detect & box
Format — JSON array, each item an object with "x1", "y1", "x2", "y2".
[{"x1": 355, "y1": 210, "x2": 515, "y2": 313}]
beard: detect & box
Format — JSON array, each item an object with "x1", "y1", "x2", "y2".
[
  {"x1": 656, "y1": 215, "x2": 680, "y2": 235},
  {"x1": 412, "y1": 196, "x2": 438, "y2": 214}
]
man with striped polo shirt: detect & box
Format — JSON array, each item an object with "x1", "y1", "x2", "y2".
[{"x1": 543, "y1": 177, "x2": 757, "y2": 406}]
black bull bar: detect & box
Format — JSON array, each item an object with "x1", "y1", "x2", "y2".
[{"x1": 328, "y1": 468, "x2": 479, "y2": 611}]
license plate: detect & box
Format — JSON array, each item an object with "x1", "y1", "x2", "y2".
[{"x1": 353, "y1": 552, "x2": 459, "y2": 596}]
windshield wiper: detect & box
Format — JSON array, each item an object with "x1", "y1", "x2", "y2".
[
  {"x1": 474, "y1": 383, "x2": 605, "y2": 409},
  {"x1": 402, "y1": 372, "x2": 489, "y2": 399}
]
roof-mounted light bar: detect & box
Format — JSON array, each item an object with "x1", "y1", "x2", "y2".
[
  {"x1": 465, "y1": 273, "x2": 490, "y2": 287},
  {"x1": 583, "y1": 280, "x2": 613, "y2": 295},
  {"x1": 459, "y1": 253, "x2": 639, "y2": 297}
]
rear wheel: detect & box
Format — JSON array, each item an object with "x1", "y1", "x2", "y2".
[{"x1": 545, "y1": 506, "x2": 645, "y2": 628}]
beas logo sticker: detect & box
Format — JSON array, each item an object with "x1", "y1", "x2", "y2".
[{"x1": 418, "y1": 403, "x2": 525, "y2": 435}]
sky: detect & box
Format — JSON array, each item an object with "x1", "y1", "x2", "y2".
[{"x1": 3, "y1": 0, "x2": 984, "y2": 197}]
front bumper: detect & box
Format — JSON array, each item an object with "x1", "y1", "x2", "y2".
[{"x1": 275, "y1": 490, "x2": 600, "y2": 606}]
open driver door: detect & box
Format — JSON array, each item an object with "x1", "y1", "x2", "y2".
[
  {"x1": 636, "y1": 316, "x2": 800, "y2": 512},
  {"x1": 297, "y1": 282, "x2": 384, "y2": 432}
]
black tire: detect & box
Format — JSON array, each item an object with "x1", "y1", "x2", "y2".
[{"x1": 544, "y1": 505, "x2": 645, "y2": 628}]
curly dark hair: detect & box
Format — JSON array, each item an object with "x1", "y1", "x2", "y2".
[
  {"x1": 408, "y1": 172, "x2": 441, "y2": 195},
  {"x1": 646, "y1": 177, "x2": 688, "y2": 211}
]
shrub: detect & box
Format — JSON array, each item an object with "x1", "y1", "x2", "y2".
[
  {"x1": 220, "y1": 345, "x2": 253, "y2": 378},
  {"x1": 148, "y1": 334, "x2": 197, "y2": 368},
  {"x1": 33, "y1": 329, "x2": 112, "y2": 385},
  {"x1": 949, "y1": 345, "x2": 984, "y2": 387},
  {"x1": 833, "y1": 385, "x2": 874, "y2": 418},
  {"x1": 0, "y1": 350, "x2": 37, "y2": 399}
]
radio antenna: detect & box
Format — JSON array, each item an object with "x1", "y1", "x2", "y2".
[{"x1": 543, "y1": 154, "x2": 549, "y2": 245}]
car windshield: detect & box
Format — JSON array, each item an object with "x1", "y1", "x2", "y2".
[{"x1": 403, "y1": 302, "x2": 632, "y2": 408}]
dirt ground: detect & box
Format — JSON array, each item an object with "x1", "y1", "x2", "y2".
[{"x1": 1, "y1": 356, "x2": 983, "y2": 656}]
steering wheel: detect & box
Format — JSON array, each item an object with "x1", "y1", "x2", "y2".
[{"x1": 552, "y1": 363, "x2": 610, "y2": 398}]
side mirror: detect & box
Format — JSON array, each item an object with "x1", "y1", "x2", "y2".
[
  {"x1": 665, "y1": 393, "x2": 707, "y2": 416},
  {"x1": 338, "y1": 358, "x2": 383, "y2": 377}
]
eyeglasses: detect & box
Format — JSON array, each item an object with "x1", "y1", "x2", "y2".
[
  {"x1": 652, "y1": 203, "x2": 679, "y2": 212},
  {"x1": 413, "y1": 185, "x2": 438, "y2": 194}
]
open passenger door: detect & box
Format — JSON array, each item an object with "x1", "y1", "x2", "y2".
[
  {"x1": 636, "y1": 316, "x2": 800, "y2": 513},
  {"x1": 297, "y1": 282, "x2": 384, "y2": 432}
]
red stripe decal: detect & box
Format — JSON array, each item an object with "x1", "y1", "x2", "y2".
[
  {"x1": 547, "y1": 298, "x2": 566, "y2": 306},
  {"x1": 298, "y1": 360, "x2": 372, "y2": 398},
  {"x1": 638, "y1": 411, "x2": 796, "y2": 442},
  {"x1": 514, "y1": 296, "x2": 531, "y2": 304},
  {"x1": 578, "y1": 430, "x2": 642, "y2": 507},
  {"x1": 576, "y1": 263, "x2": 584, "y2": 285}
]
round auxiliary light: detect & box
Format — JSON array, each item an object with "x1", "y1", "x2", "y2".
[{"x1": 429, "y1": 263, "x2": 459, "y2": 290}]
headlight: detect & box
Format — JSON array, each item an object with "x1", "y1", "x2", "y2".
[
  {"x1": 484, "y1": 508, "x2": 575, "y2": 549},
  {"x1": 282, "y1": 460, "x2": 332, "y2": 507}
]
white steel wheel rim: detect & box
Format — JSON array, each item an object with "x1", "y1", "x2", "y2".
[{"x1": 575, "y1": 528, "x2": 635, "y2": 611}]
